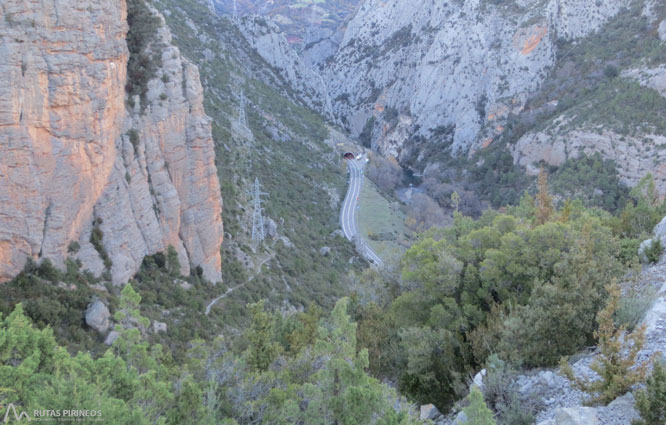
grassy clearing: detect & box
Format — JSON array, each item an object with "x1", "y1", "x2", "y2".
[{"x1": 357, "y1": 179, "x2": 412, "y2": 266}]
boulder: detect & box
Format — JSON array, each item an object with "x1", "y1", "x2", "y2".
[
  {"x1": 419, "y1": 404, "x2": 441, "y2": 421},
  {"x1": 554, "y1": 407, "x2": 598, "y2": 425},
  {"x1": 319, "y1": 246, "x2": 332, "y2": 256},
  {"x1": 601, "y1": 392, "x2": 639, "y2": 423},
  {"x1": 654, "y1": 215, "x2": 666, "y2": 239},
  {"x1": 472, "y1": 368, "x2": 486, "y2": 390},
  {"x1": 85, "y1": 300, "x2": 110, "y2": 333},
  {"x1": 452, "y1": 411, "x2": 468, "y2": 425},
  {"x1": 153, "y1": 321, "x2": 168, "y2": 333},
  {"x1": 265, "y1": 218, "x2": 278, "y2": 239},
  {"x1": 104, "y1": 330, "x2": 120, "y2": 346},
  {"x1": 539, "y1": 370, "x2": 557, "y2": 388}
]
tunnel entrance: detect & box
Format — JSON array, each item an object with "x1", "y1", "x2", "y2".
[{"x1": 343, "y1": 152, "x2": 355, "y2": 160}]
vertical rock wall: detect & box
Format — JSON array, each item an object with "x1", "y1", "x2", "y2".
[{"x1": 0, "y1": 0, "x2": 223, "y2": 284}]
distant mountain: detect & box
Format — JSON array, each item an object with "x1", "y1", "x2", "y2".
[{"x1": 212, "y1": 0, "x2": 360, "y2": 51}]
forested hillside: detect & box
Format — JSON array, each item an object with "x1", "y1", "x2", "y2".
[{"x1": 2, "y1": 0, "x2": 666, "y2": 424}]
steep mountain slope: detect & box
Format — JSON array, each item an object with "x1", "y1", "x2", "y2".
[
  {"x1": 302, "y1": 0, "x2": 666, "y2": 196},
  {"x1": 0, "y1": 0, "x2": 224, "y2": 284},
  {"x1": 323, "y1": 0, "x2": 625, "y2": 153},
  {"x1": 211, "y1": 0, "x2": 359, "y2": 54},
  {"x1": 511, "y1": 1, "x2": 666, "y2": 192},
  {"x1": 153, "y1": 0, "x2": 361, "y2": 324}
]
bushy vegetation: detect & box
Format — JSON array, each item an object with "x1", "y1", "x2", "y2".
[
  {"x1": 348, "y1": 174, "x2": 661, "y2": 410},
  {"x1": 560, "y1": 281, "x2": 651, "y2": 405},
  {"x1": 90, "y1": 218, "x2": 112, "y2": 270},
  {"x1": 0, "y1": 292, "x2": 420, "y2": 425},
  {"x1": 481, "y1": 355, "x2": 537, "y2": 425},
  {"x1": 643, "y1": 238, "x2": 663, "y2": 264},
  {"x1": 156, "y1": 0, "x2": 362, "y2": 326},
  {"x1": 0, "y1": 258, "x2": 102, "y2": 354},
  {"x1": 548, "y1": 153, "x2": 630, "y2": 212},
  {"x1": 462, "y1": 387, "x2": 496, "y2": 425},
  {"x1": 125, "y1": 0, "x2": 163, "y2": 110},
  {"x1": 633, "y1": 360, "x2": 666, "y2": 425}
]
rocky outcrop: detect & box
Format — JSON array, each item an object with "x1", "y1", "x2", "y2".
[
  {"x1": 0, "y1": 0, "x2": 223, "y2": 284},
  {"x1": 85, "y1": 300, "x2": 111, "y2": 334},
  {"x1": 321, "y1": 0, "x2": 624, "y2": 156},
  {"x1": 240, "y1": 16, "x2": 333, "y2": 117},
  {"x1": 511, "y1": 127, "x2": 666, "y2": 194}
]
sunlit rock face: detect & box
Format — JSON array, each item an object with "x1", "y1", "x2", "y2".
[{"x1": 0, "y1": 0, "x2": 223, "y2": 284}]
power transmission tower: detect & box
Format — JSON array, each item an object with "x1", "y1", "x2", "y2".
[
  {"x1": 238, "y1": 89, "x2": 248, "y2": 129},
  {"x1": 251, "y1": 178, "x2": 267, "y2": 242},
  {"x1": 232, "y1": 0, "x2": 239, "y2": 23}
]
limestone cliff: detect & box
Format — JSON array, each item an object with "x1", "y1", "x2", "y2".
[
  {"x1": 0, "y1": 0, "x2": 223, "y2": 284},
  {"x1": 322, "y1": 0, "x2": 625, "y2": 156}
]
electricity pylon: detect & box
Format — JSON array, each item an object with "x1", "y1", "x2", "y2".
[
  {"x1": 232, "y1": 0, "x2": 239, "y2": 23},
  {"x1": 251, "y1": 178, "x2": 267, "y2": 242},
  {"x1": 238, "y1": 89, "x2": 248, "y2": 129}
]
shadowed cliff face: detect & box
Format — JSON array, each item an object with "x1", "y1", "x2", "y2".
[{"x1": 0, "y1": 0, "x2": 223, "y2": 284}]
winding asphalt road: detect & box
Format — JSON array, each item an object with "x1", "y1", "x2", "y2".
[{"x1": 341, "y1": 157, "x2": 383, "y2": 266}]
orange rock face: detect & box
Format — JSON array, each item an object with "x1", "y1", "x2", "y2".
[
  {"x1": 0, "y1": 0, "x2": 128, "y2": 281},
  {"x1": 0, "y1": 1, "x2": 223, "y2": 284},
  {"x1": 513, "y1": 24, "x2": 548, "y2": 56}
]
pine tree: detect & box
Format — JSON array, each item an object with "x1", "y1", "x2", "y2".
[
  {"x1": 463, "y1": 387, "x2": 496, "y2": 425},
  {"x1": 246, "y1": 300, "x2": 280, "y2": 372},
  {"x1": 633, "y1": 360, "x2": 666, "y2": 425},
  {"x1": 560, "y1": 281, "x2": 652, "y2": 405}
]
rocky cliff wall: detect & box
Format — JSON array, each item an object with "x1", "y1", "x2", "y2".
[
  {"x1": 321, "y1": 0, "x2": 625, "y2": 156},
  {"x1": 0, "y1": 0, "x2": 223, "y2": 284}
]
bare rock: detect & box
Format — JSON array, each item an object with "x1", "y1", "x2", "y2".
[
  {"x1": 152, "y1": 321, "x2": 168, "y2": 333},
  {"x1": 659, "y1": 20, "x2": 666, "y2": 41},
  {"x1": 265, "y1": 218, "x2": 278, "y2": 239},
  {"x1": 598, "y1": 393, "x2": 639, "y2": 424},
  {"x1": 452, "y1": 411, "x2": 468, "y2": 425},
  {"x1": 319, "y1": 246, "x2": 332, "y2": 256},
  {"x1": 104, "y1": 330, "x2": 120, "y2": 346},
  {"x1": 472, "y1": 368, "x2": 486, "y2": 390},
  {"x1": 420, "y1": 404, "x2": 441, "y2": 421},
  {"x1": 654, "y1": 215, "x2": 666, "y2": 240},
  {"x1": 0, "y1": 0, "x2": 223, "y2": 285},
  {"x1": 539, "y1": 371, "x2": 557, "y2": 389},
  {"x1": 85, "y1": 300, "x2": 110, "y2": 334},
  {"x1": 554, "y1": 407, "x2": 599, "y2": 425}
]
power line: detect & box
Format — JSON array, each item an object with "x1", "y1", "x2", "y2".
[{"x1": 251, "y1": 178, "x2": 267, "y2": 242}]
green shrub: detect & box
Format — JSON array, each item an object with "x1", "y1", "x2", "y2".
[
  {"x1": 644, "y1": 238, "x2": 663, "y2": 264},
  {"x1": 125, "y1": 0, "x2": 163, "y2": 110},
  {"x1": 616, "y1": 268, "x2": 657, "y2": 331},
  {"x1": 561, "y1": 282, "x2": 651, "y2": 405},
  {"x1": 90, "y1": 221, "x2": 112, "y2": 270},
  {"x1": 481, "y1": 355, "x2": 537, "y2": 425},
  {"x1": 67, "y1": 241, "x2": 80, "y2": 253},
  {"x1": 463, "y1": 387, "x2": 496, "y2": 425},
  {"x1": 633, "y1": 360, "x2": 666, "y2": 425},
  {"x1": 618, "y1": 238, "x2": 641, "y2": 265},
  {"x1": 548, "y1": 153, "x2": 630, "y2": 213}
]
